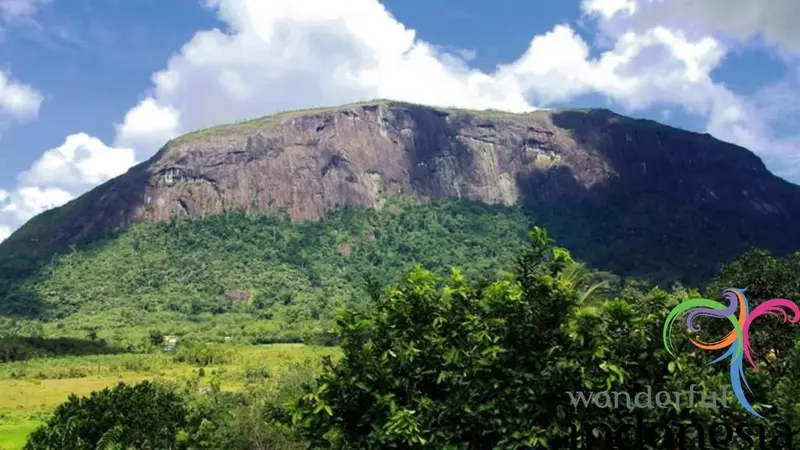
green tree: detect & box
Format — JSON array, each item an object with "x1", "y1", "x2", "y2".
[
  {"x1": 24, "y1": 381, "x2": 193, "y2": 450},
  {"x1": 291, "y1": 228, "x2": 581, "y2": 448},
  {"x1": 705, "y1": 249, "x2": 800, "y2": 378},
  {"x1": 291, "y1": 228, "x2": 768, "y2": 449},
  {"x1": 149, "y1": 330, "x2": 165, "y2": 346},
  {"x1": 557, "y1": 261, "x2": 615, "y2": 308}
]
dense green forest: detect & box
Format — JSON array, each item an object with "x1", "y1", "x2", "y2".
[
  {"x1": 0, "y1": 197, "x2": 589, "y2": 350},
  {"x1": 0, "y1": 196, "x2": 759, "y2": 339},
  {"x1": 1, "y1": 195, "x2": 787, "y2": 330}
]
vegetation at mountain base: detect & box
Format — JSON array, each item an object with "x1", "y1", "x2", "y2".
[
  {"x1": 4, "y1": 227, "x2": 800, "y2": 449},
  {"x1": 24, "y1": 381, "x2": 189, "y2": 449},
  {"x1": 1, "y1": 195, "x2": 777, "y2": 348},
  {"x1": 3, "y1": 191, "x2": 800, "y2": 448},
  {"x1": 0, "y1": 198, "x2": 554, "y2": 347}
]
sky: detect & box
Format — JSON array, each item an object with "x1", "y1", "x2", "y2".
[{"x1": 0, "y1": 0, "x2": 798, "y2": 242}]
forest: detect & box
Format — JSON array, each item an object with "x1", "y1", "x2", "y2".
[{"x1": 1, "y1": 198, "x2": 800, "y2": 448}]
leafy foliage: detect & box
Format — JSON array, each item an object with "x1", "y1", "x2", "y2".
[
  {"x1": 0, "y1": 199, "x2": 532, "y2": 326},
  {"x1": 291, "y1": 227, "x2": 575, "y2": 448},
  {"x1": 0, "y1": 336, "x2": 120, "y2": 363},
  {"x1": 24, "y1": 381, "x2": 193, "y2": 449},
  {"x1": 292, "y1": 230, "x2": 800, "y2": 449}
]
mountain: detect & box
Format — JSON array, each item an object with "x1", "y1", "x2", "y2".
[{"x1": 2, "y1": 99, "x2": 800, "y2": 311}]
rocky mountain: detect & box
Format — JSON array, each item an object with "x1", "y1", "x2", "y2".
[{"x1": 3, "y1": 99, "x2": 800, "y2": 284}]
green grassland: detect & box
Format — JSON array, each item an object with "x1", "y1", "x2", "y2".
[{"x1": 0, "y1": 344, "x2": 339, "y2": 449}]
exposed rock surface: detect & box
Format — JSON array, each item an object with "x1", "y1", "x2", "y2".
[{"x1": 4, "y1": 100, "x2": 800, "y2": 269}]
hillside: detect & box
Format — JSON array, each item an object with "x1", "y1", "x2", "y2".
[
  {"x1": 0, "y1": 198, "x2": 538, "y2": 323},
  {"x1": 2, "y1": 100, "x2": 800, "y2": 320}
]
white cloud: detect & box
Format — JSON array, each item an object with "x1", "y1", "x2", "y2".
[
  {"x1": 4, "y1": 0, "x2": 800, "y2": 240},
  {"x1": 0, "y1": 186, "x2": 73, "y2": 222},
  {"x1": 623, "y1": 0, "x2": 800, "y2": 53},
  {"x1": 114, "y1": 98, "x2": 179, "y2": 152},
  {"x1": 114, "y1": 0, "x2": 537, "y2": 158},
  {"x1": 0, "y1": 0, "x2": 50, "y2": 22},
  {"x1": 19, "y1": 133, "x2": 136, "y2": 188},
  {"x1": 502, "y1": 25, "x2": 727, "y2": 111},
  {"x1": 0, "y1": 70, "x2": 42, "y2": 123},
  {"x1": 582, "y1": 0, "x2": 638, "y2": 19},
  {"x1": 0, "y1": 133, "x2": 133, "y2": 240}
]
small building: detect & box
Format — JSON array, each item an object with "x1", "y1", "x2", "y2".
[{"x1": 164, "y1": 336, "x2": 179, "y2": 352}]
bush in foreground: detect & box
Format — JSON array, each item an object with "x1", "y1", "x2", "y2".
[
  {"x1": 24, "y1": 381, "x2": 192, "y2": 449},
  {"x1": 292, "y1": 227, "x2": 584, "y2": 448},
  {"x1": 290, "y1": 228, "x2": 765, "y2": 449}
]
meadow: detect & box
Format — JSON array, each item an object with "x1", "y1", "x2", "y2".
[{"x1": 0, "y1": 344, "x2": 339, "y2": 449}]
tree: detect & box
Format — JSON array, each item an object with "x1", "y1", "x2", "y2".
[
  {"x1": 706, "y1": 249, "x2": 800, "y2": 377},
  {"x1": 291, "y1": 228, "x2": 767, "y2": 449},
  {"x1": 706, "y1": 249, "x2": 800, "y2": 302},
  {"x1": 291, "y1": 228, "x2": 583, "y2": 448},
  {"x1": 24, "y1": 381, "x2": 193, "y2": 450},
  {"x1": 87, "y1": 329, "x2": 98, "y2": 341},
  {"x1": 557, "y1": 261, "x2": 616, "y2": 309},
  {"x1": 150, "y1": 330, "x2": 165, "y2": 346}
]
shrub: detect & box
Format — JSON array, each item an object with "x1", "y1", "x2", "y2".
[{"x1": 24, "y1": 381, "x2": 193, "y2": 450}]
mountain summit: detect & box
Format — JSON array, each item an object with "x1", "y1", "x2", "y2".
[{"x1": 3, "y1": 100, "x2": 800, "y2": 283}]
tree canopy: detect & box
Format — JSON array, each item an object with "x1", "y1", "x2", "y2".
[{"x1": 292, "y1": 228, "x2": 800, "y2": 449}]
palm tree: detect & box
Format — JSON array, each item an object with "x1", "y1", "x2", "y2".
[{"x1": 559, "y1": 261, "x2": 615, "y2": 309}]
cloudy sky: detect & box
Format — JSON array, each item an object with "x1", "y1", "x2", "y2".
[{"x1": 0, "y1": 0, "x2": 798, "y2": 242}]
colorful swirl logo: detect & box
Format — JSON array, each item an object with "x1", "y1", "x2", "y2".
[{"x1": 662, "y1": 288, "x2": 800, "y2": 418}]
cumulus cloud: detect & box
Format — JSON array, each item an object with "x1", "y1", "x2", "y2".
[
  {"x1": 114, "y1": 98, "x2": 179, "y2": 152},
  {"x1": 3, "y1": 0, "x2": 800, "y2": 241},
  {"x1": 18, "y1": 133, "x2": 136, "y2": 188},
  {"x1": 618, "y1": 0, "x2": 800, "y2": 54},
  {"x1": 114, "y1": 0, "x2": 534, "y2": 157},
  {"x1": 0, "y1": 133, "x2": 134, "y2": 242},
  {"x1": 0, "y1": 186, "x2": 73, "y2": 222},
  {"x1": 110, "y1": 0, "x2": 750, "y2": 162},
  {"x1": 503, "y1": 25, "x2": 726, "y2": 110},
  {"x1": 0, "y1": 70, "x2": 42, "y2": 123}
]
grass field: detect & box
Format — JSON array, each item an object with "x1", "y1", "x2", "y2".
[{"x1": 0, "y1": 344, "x2": 339, "y2": 450}]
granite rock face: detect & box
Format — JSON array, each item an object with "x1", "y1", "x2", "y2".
[{"x1": 4, "y1": 100, "x2": 800, "y2": 261}]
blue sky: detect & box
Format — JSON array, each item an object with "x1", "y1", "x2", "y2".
[{"x1": 0, "y1": 0, "x2": 798, "y2": 240}]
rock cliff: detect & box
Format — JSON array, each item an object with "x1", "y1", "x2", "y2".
[{"x1": 4, "y1": 100, "x2": 800, "y2": 279}]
